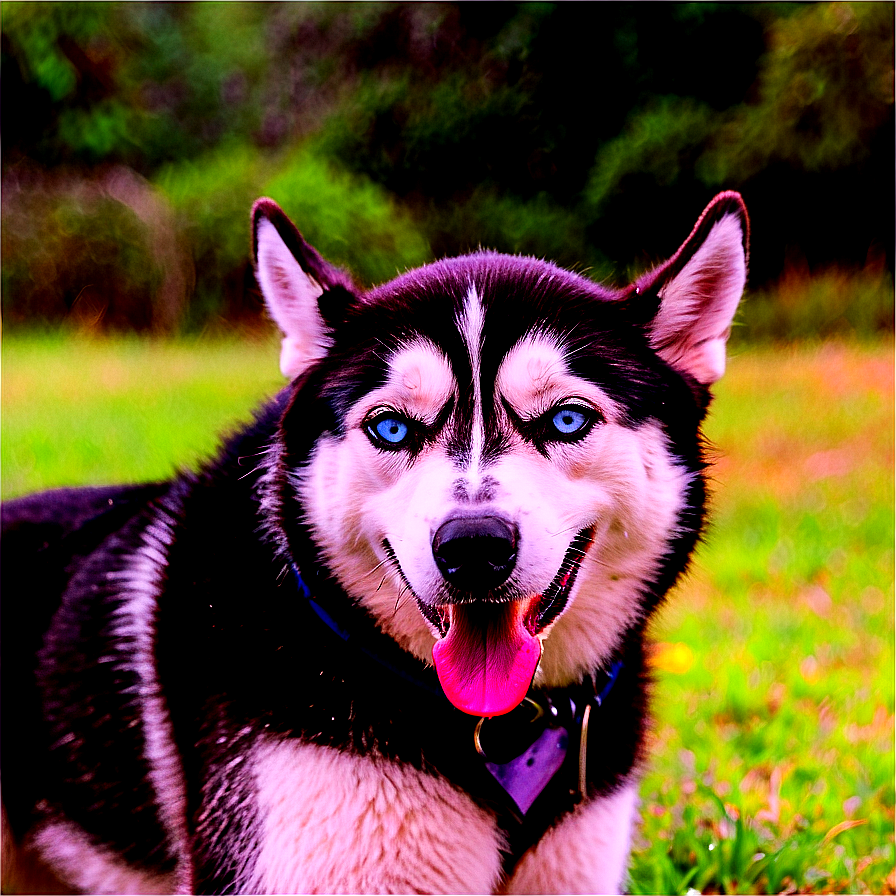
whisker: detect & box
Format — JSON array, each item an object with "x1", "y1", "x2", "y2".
[
  {"x1": 237, "y1": 450, "x2": 271, "y2": 464},
  {"x1": 392, "y1": 583, "x2": 414, "y2": 617},
  {"x1": 547, "y1": 523, "x2": 584, "y2": 538},
  {"x1": 371, "y1": 335, "x2": 400, "y2": 365},
  {"x1": 361, "y1": 557, "x2": 392, "y2": 579},
  {"x1": 584, "y1": 553, "x2": 616, "y2": 571}
]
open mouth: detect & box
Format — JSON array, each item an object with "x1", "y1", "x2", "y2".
[
  {"x1": 523, "y1": 525, "x2": 596, "y2": 636},
  {"x1": 386, "y1": 526, "x2": 595, "y2": 717}
]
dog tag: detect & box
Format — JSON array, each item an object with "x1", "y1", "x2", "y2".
[{"x1": 484, "y1": 725, "x2": 568, "y2": 815}]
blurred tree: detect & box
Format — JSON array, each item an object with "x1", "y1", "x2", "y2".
[
  {"x1": 1, "y1": 2, "x2": 276, "y2": 170},
  {"x1": 1, "y1": 3, "x2": 138, "y2": 166},
  {"x1": 312, "y1": 3, "x2": 770, "y2": 270},
  {"x1": 1, "y1": 1, "x2": 892, "y2": 333},
  {"x1": 701, "y1": 1, "x2": 895, "y2": 282},
  {"x1": 155, "y1": 143, "x2": 430, "y2": 326}
]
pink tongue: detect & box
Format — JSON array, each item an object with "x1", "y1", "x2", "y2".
[{"x1": 432, "y1": 602, "x2": 542, "y2": 716}]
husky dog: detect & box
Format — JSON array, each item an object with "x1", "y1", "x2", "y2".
[{"x1": 1, "y1": 192, "x2": 748, "y2": 894}]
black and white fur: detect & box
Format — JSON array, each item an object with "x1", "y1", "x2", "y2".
[{"x1": 1, "y1": 192, "x2": 748, "y2": 894}]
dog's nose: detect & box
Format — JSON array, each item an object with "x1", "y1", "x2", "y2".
[{"x1": 432, "y1": 516, "x2": 518, "y2": 592}]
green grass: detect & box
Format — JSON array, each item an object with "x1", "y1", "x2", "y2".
[
  {"x1": 1, "y1": 332, "x2": 283, "y2": 497},
  {"x1": 634, "y1": 342, "x2": 894, "y2": 895},
  {"x1": 2, "y1": 335, "x2": 893, "y2": 894}
]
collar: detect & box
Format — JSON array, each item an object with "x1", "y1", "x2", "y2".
[{"x1": 292, "y1": 562, "x2": 446, "y2": 697}]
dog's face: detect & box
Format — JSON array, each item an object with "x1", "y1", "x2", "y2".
[{"x1": 253, "y1": 195, "x2": 748, "y2": 716}]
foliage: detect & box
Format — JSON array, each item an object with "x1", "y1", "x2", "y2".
[
  {"x1": 702, "y1": 2, "x2": 896, "y2": 179},
  {"x1": 263, "y1": 145, "x2": 431, "y2": 285},
  {"x1": 428, "y1": 186, "x2": 598, "y2": 274},
  {"x1": 154, "y1": 143, "x2": 430, "y2": 328},
  {"x1": 586, "y1": 3, "x2": 895, "y2": 199},
  {"x1": 2, "y1": 338, "x2": 893, "y2": 895},
  {"x1": 741, "y1": 263, "x2": 895, "y2": 344},
  {"x1": 1, "y1": 173, "x2": 164, "y2": 330},
  {"x1": 1, "y1": 2, "x2": 893, "y2": 334},
  {"x1": 0, "y1": 142, "x2": 430, "y2": 333},
  {"x1": 0, "y1": 2, "x2": 274, "y2": 169},
  {"x1": 584, "y1": 98, "x2": 717, "y2": 218},
  {"x1": 1, "y1": 3, "x2": 134, "y2": 162}
]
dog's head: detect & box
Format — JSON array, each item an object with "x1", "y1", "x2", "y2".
[{"x1": 252, "y1": 194, "x2": 748, "y2": 716}]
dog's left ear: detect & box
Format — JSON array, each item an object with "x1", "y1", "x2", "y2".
[
  {"x1": 252, "y1": 198, "x2": 357, "y2": 379},
  {"x1": 637, "y1": 191, "x2": 749, "y2": 386}
]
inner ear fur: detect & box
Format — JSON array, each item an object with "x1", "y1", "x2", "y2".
[
  {"x1": 636, "y1": 191, "x2": 749, "y2": 386},
  {"x1": 251, "y1": 198, "x2": 357, "y2": 379}
]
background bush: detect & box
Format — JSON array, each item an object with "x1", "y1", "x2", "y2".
[{"x1": 1, "y1": 2, "x2": 893, "y2": 336}]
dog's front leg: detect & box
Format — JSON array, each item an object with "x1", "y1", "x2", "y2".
[{"x1": 502, "y1": 782, "x2": 639, "y2": 896}]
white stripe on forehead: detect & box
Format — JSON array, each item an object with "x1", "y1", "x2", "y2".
[{"x1": 458, "y1": 284, "x2": 485, "y2": 471}]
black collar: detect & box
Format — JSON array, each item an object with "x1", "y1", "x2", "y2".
[{"x1": 293, "y1": 563, "x2": 446, "y2": 697}]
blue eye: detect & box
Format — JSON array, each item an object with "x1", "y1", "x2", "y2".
[
  {"x1": 550, "y1": 405, "x2": 592, "y2": 437},
  {"x1": 367, "y1": 413, "x2": 411, "y2": 448}
]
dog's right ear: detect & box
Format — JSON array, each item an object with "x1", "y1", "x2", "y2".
[
  {"x1": 252, "y1": 198, "x2": 357, "y2": 379},
  {"x1": 635, "y1": 192, "x2": 749, "y2": 387}
]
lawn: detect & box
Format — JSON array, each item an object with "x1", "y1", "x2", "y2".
[
  {"x1": 1, "y1": 332, "x2": 284, "y2": 497},
  {"x1": 2, "y1": 335, "x2": 893, "y2": 894},
  {"x1": 634, "y1": 341, "x2": 894, "y2": 895}
]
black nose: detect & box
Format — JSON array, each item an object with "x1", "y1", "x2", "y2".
[{"x1": 432, "y1": 516, "x2": 518, "y2": 592}]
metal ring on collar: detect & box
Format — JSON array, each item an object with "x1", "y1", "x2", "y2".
[{"x1": 473, "y1": 696, "x2": 551, "y2": 759}]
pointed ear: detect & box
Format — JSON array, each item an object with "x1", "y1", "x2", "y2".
[
  {"x1": 251, "y1": 198, "x2": 356, "y2": 379},
  {"x1": 637, "y1": 192, "x2": 749, "y2": 386}
]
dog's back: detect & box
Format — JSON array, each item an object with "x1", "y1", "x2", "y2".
[{"x1": 2, "y1": 484, "x2": 169, "y2": 893}]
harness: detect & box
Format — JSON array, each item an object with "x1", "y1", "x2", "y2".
[{"x1": 292, "y1": 566, "x2": 622, "y2": 870}]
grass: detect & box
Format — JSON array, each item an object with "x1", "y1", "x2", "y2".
[
  {"x1": 1, "y1": 332, "x2": 283, "y2": 497},
  {"x1": 634, "y1": 341, "x2": 894, "y2": 895},
  {"x1": 2, "y1": 334, "x2": 894, "y2": 894}
]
